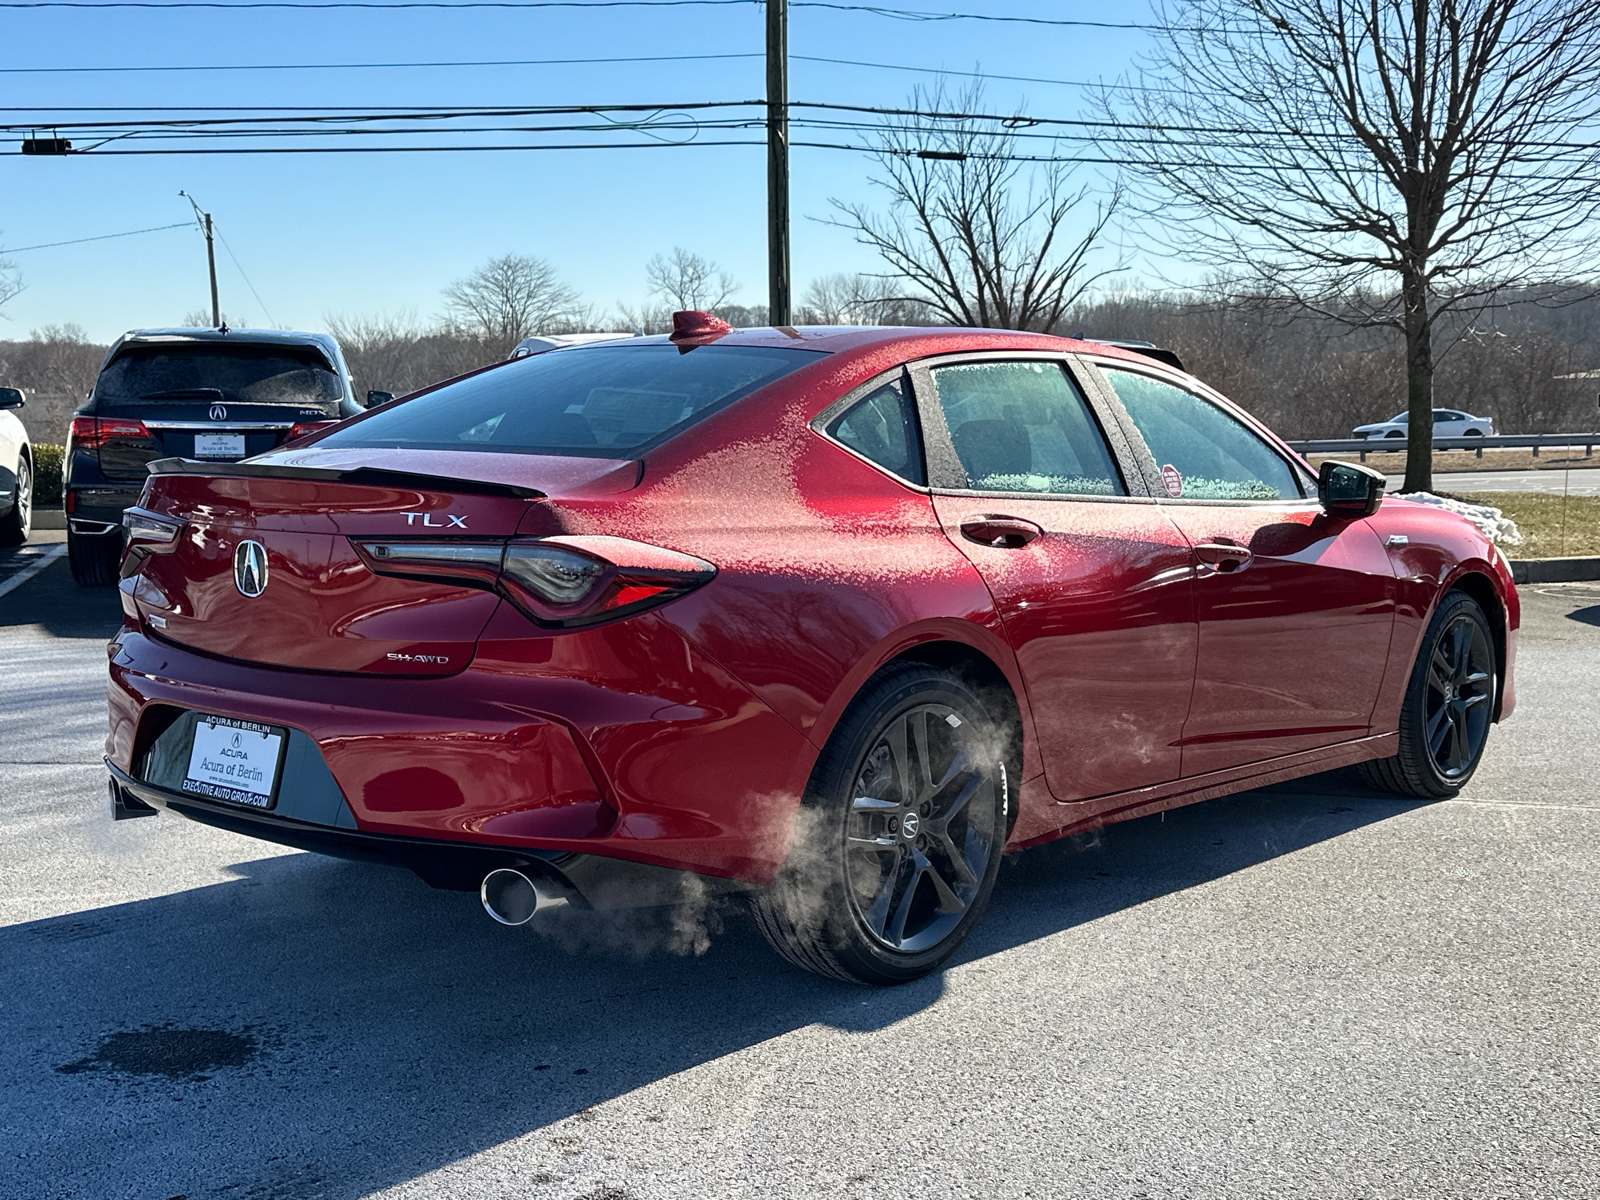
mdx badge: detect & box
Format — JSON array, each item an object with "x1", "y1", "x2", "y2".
[
  {"x1": 234, "y1": 540, "x2": 268, "y2": 598},
  {"x1": 402, "y1": 512, "x2": 468, "y2": 528}
]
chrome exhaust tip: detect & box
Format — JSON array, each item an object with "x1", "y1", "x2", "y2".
[{"x1": 480, "y1": 867, "x2": 567, "y2": 926}]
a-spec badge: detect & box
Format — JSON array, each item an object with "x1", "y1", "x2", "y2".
[
  {"x1": 402, "y1": 512, "x2": 468, "y2": 528},
  {"x1": 234, "y1": 540, "x2": 269, "y2": 598}
]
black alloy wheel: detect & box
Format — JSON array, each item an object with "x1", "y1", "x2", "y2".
[
  {"x1": 1361, "y1": 590, "x2": 1497, "y2": 798},
  {"x1": 752, "y1": 663, "x2": 1009, "y2": 985},
  {"x1": 0, "y1": 454, "x2": 30, "y2": 546}
]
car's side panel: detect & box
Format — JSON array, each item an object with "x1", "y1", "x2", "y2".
[
  {"x1": 931, "y1": 492, "x2": 1198, "y2": 803},
  {"x1": 1157, "y1": 503, "x2": 1398, "y2": 775}
]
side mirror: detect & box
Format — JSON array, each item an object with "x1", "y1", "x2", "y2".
[
  {"x1": 1318, "y1": 459, "x2": 1386, "y2": 518},
  {"x1": 0, "y1": 386, "x2": 24, "y2": 410},
  {"x1": 365, "y1": 390, "x2": 395, "y2": 409}
]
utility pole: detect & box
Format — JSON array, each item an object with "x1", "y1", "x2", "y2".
[
  {"x1": 766, "y1": 0, "x2": 791, "y2": 326},
  {"x1": 179, "y1": 191, "x2": 221, "y2": 327}
]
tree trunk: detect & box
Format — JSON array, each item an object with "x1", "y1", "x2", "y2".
[{"x1": 1401, "y1": 271, "x2": 1435, "y2": 494}]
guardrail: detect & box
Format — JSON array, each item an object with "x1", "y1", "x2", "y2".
[{"x1": 1286, "y1": 433, "x2": 1600, "y2": 462}]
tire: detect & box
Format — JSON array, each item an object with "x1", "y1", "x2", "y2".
[
  {"x1": 0, "y1": 453, "x2": 30, "y2": 547},
  {"x1": 1465, "y1": 429, "x2": 1484, "y2": 437},
  {"x1": 1385, "y1": 430, "x2": 1405, "y2": 439},
  {"x1": 751, "y1": 663, "x2": 1010, "y2": 986},
  {"x1": 1360, "y1": 591, "x2": 1497, "y2": 798},
  {"x1": 68, "y1": 528, "x2": 123, "y2": 587}
]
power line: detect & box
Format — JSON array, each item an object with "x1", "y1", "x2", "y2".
[
  {"x1": 0, "y1": 0, "x2": 1173, "y2": 23},
  {"x1": 0, "y1": 52, "x2": 761, "y2": 75},
  {"x1": 0, "y1": 51, "x2": 1178, "y2": 98},
  {"x1": 0, "y1": 221, "x2": 191, "y2": 253},
  {"x1": 211, "y1": 223, "x2": 276, "y2": 325}
]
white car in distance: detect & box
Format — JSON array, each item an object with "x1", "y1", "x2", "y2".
[
  {"x1": 0, "y1": 386, "x2": 33, "y2": 546},
  {"x1": 1353, "y1": 408, "x2": 1495, "y2": 440}
]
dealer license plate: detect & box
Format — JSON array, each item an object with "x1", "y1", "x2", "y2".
[
  {"x1": 183, "y1": 715, "x2": 286, "y2": 809},
  {"x1": 193, "y1": 433, "x2": 246, "y2": 458}
]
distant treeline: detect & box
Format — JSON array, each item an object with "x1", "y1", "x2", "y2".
[{"x1": 5, "y1": 291, "x2": 1598, "y2": 445}]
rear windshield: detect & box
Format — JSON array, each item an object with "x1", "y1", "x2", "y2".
[
  {"x1": 96, "y1": 344, "x2": 343, "y2": 406},
  {"x1": 317, "y1": 343, "x2": 823, "y2": 458}
]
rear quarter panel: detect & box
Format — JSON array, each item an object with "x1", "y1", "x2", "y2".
[{"x1": 518, "y1": 341, "x2": 1051, "y2": 833}]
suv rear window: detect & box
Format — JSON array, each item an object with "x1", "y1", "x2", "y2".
[
  {"x1": 96, "y1": 344, "x2": 343, "y2": 407},
  {"x1": 319, "y1": 343, "x2": 823, "y2": 457}
]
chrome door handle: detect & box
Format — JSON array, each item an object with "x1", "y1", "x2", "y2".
[
  {"x1": 960, "y1": 515, "x2": 1044, "y2": 549},
  {"x1": 1194, "y1": 542, "x2": 1253, "y2": 572}
]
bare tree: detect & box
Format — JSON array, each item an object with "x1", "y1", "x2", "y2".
[
  {"x1": 1102, "y1": 0, "x2": 1600, "y2": 492},
  {"x1": 799, "y1": 273, "x2": 913, "y2": 325},
  {"x1": 0, "y1": 252, "x2": 23, "y2": 314},
  {"x1": 646, "y1": 248, "x2": 738, "y2": 312},
  {"x1": 442, "y1": 253, "x2": 583, "y2": 355},
  {"x1": 828, "y1": 80, "x2": 1122, "y2": 334}
]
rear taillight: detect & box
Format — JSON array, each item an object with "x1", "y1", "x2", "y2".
[
  {"x1": 352, "y1": 535, "x2": 715, "y2": 628},
  {"x1": 69, "y1": 416, "x2": 151, "y2": 449},
  {"x1": 120, "y1": 507, "x2": 186, "y2": 579},
  {"x1": 287, "y1": 420, "x2": 338, "y2": 443}
]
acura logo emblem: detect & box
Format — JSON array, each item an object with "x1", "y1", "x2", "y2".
[
  {"x1": 210, "y1": 403, "x2": 227, "y2": 421},
  {"x1": 234, "y1": 540, "x2": 268, "y2": 598}
]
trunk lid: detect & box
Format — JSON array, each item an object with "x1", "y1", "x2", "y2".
[{"x1": 130, "y1": 447, "x2": 639, "y2": 674}]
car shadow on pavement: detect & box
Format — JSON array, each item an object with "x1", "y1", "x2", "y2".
[
  {"x1": 2, "y1": 767, "x2": 1417, "y2": 1200},
  {"x1": 0, "y1": 553, "x2": 123, "y2": 640}
]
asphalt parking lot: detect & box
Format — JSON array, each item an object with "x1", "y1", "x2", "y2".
[{"x1": 2, "y1": 542, "x2": 1597, "y2": 1200}]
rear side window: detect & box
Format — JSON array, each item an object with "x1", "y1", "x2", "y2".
[
  {"x1": 826, "y1": 375, "x2": 924, "y2": 484},
  {"x1": 1103, "y1": 368, "x2": 1301, "y2": 501},
  {"x1": 96, "y1": 345, "x2": 342, "y2": 407},
  {"x1": 320, "y1": 343, "x2": 821, "y2": 457},
  {"x1": 929, "y1": 360, "x2": 1124, "y2": 496}
]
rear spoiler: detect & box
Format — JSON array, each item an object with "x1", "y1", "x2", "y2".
[
  {"x1": 145, "y1": 457, "x2": 546, "y2": 501},
  {"x1": 1092, "y1": 339, "x2": 1185, "y2": 372}
]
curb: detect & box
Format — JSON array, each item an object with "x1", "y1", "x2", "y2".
[
  {"x1": 1510, "y1": 557, "x2": 1600, "y2": 584},
  {"x1": 32, "y1": 509, "x2": 66, "y2": 531}
]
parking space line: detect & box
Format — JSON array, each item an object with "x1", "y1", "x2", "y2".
[{"x1": 0, "y1": 544, "x2": 68, "y2": 600}]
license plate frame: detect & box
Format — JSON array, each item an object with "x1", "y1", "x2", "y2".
[
  {"x1": 193, "y1": 432, "x2": 247, "y2": 459},
  {"x1": 181, "y1": 714, "x2": 288, "y2": 810}
]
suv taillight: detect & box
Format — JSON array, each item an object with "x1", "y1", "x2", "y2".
[
  {"x1": 69, "y1": 416, "x2": 151, "y2": 449},
  {"x1": 352, "y1": 535, "x2": 716, "y2": 628},
  {"x1": 287, "y1": 420, "x2": 338, "y2": 443}
]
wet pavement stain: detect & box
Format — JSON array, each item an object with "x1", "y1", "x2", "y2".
[{"x1": 57, "y1": 1026, "x2": 257, "y2": 1079}]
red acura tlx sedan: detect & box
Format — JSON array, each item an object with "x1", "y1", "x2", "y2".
[{"x1": 105, "y1": 315, "x2": 1517, "y2": 984}]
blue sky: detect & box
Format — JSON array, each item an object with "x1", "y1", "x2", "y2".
[{"x1": 0, "y1": 1, "x2": 1156, "y2": 341}]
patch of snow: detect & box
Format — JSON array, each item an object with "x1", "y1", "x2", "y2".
[{"x1": 1396, "y1": 491, "x2": 1522, "y2": 546}]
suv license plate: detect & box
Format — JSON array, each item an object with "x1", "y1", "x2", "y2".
[
  {"x1": 194, "y1": 433, "x2": 246, "y2": 458},
  {"x1": 182, "y1": 715, "x2": 286, "y2": 809}
]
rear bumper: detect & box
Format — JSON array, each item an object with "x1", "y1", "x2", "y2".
[
  {"x1": 66, "y1": 484, "x2": 142, "y2": 533},
  {"x1": 106, "y1": 619, "x2": 817, "y2": 883},
  {"x1": 106, "y1": 758, "x2": 565, "y2": 889}
]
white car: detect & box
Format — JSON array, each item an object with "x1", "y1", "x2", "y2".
[
  {"x1": 1353, "y1": 408, "x2": 1494, "y2": 440},
  {"x1": 0, "y1": 386, "x2": 33, "y2": 546}
]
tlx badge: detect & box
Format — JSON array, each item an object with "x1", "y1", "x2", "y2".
[{"x1": 402, "y1": 512, "x2": 468, "y2": 528}]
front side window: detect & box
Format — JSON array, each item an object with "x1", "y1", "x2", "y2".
[
  {"x1": 1103, "y1": 368, "x2": 1301, "y2": 501},
  {"x1": 320, "y1": 343, "x2": 822, "y2": 457},
  {"x1": 826, "y1": 375, "x2": 923, "y2": 484},
  {"x1": 929, "y1": 360, "x2": 1124, "y2": 496}
]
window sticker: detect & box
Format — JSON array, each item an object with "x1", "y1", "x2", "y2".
[{"x1": 1161, "y1": 463, "x2": 1184, "y2": 497}]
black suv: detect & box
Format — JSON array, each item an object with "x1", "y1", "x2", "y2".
[{"x1": 65, "y1": 328, "x2": 367, "y2": 585}]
